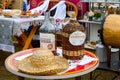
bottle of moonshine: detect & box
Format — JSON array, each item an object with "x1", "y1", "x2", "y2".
[
  {"x1": 39, "y1": 11, "x2": 56, "y2": 55},
  {"x1": 62, "y1": 20, "x2": 86, "y2": 60}
]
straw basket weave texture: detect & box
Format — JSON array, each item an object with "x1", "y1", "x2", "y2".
[
  {"x1": 18, "y1": 49, "x2": 69, "y2": 75},
  {"x1": 62, "y1": 20, "x2": 86, "y2": 60}
]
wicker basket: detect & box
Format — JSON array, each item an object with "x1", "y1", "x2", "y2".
[
  {"x1": 62, "y1": 20, "x2": 86, "y2": 60},
  {"x1": 56, "y1": 30, "x2": 63, "y2": 46}
]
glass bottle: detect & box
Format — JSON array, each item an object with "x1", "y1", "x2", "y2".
[
  {"x1": 62, "y1": 20, "x2": 86, "y2": 60},
  {"x1": 39, "y1": 11, "x2": 56, "y2": 55}
]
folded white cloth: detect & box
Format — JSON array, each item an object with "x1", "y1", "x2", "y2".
[
  {"x1": 50, "y1": 1, "x2": 66, "y2": 30},
  {"x1": 78, "y1": 55, "x2": 98, "y2": 65},
  {"x1": 30, "y1": 0, "x2": 50, "y2": 14},
  {"x1": 50, "y1": 1, "x2": 66, "y2": 20}
]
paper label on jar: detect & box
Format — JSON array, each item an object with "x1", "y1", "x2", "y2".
[
  {"x1": 69, "y1": 31, "x2": 86, "y2": 46},
  {"x1": 40, "y1": 33, "x2": 55, "y2": 51}
]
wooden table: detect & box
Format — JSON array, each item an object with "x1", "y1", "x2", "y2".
[
  {"x1": 5, "y1": 48, "x2": 99, "y2": 80},
  {"x1": 0, "y1": 15, "x2": 44, "y2": 52}
]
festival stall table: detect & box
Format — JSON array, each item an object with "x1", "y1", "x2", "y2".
[
  {"x1": 5, "y1": 48, "x2": 99, "y2": 80},
  {"x1": 0, "y1": 15, "x2": 44, "y2": 52}
]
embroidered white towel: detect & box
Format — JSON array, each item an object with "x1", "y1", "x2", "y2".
[
  {"x1": 50, "y1": 1, "x2": 66, "y2": 30},
  {"x1": 50, "y1": 1, "x2": 66, "y2": 19},
  {"x1": 30, "y1": 0, "x2": 50, "y2": 14}
]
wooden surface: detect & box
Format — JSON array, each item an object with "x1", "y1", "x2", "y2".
[{"x1": 22, "y1": 25, "x2": 39, "y2": 50}]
